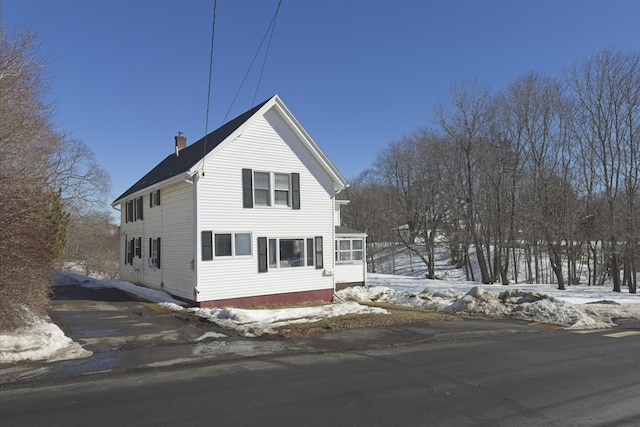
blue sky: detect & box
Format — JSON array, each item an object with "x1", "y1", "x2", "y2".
[{"x1": 4, "y1": 0, "x2": 640, "y2": 211}]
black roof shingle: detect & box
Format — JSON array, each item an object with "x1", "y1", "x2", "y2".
[{"x1": 113, "y1": 96, "x2": 272, "y2": 204}]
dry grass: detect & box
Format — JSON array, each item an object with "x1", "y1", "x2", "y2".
[{"x1": 267, "y1": 302, "x2": 463, "y2": 339}]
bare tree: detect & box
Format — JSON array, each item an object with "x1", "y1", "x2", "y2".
[
  {"x1": 568, "y1": 50, "x2": 640, "y2": 293},
  {"x1": 341, "y1": 170, "x2": 396, "y2": 274},
  {"x1": 373, "y1": 129, "x2": 446, "y2": 278},
  {"x1": 0, "y1": 30, "x2": 112, "y2": 331},
  {"x1": 436, "y1": 79, "x2": 495, "y2": 284}
]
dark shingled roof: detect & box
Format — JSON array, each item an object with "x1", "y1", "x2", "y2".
[{"x1": 113, "y1": 96, "x2": 272, "y2": 203}]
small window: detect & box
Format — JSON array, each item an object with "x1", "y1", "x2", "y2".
[
  {"x1": 274, "y1": 173, "x2": 290, "y2": 206},
  {"x1": 135, "y1": 237, "x2": 142, "y2": 258},
  {"x1": 335, "y1": 239, "x2": 364, "y2": 263},
  {"x1": 202, "y1": 231, "x2": 213, "y2": 261},
  {"x1": 254, "y1": 172, "x2": 271, "y2": 206},
  {"x1": 126, "y1": 200, "x2": 134, "y2": 223},
  {"x1": 215, "y1": 234, "x2": 232, "y2": 257},
  {"x1": 150, "y1": 238, "x2": 160, "y2": 267},
  {"x1": 135, "y1": 196, "x2": 143, "y2": 221},
  {"x1": 235, "y1": 233, "x2": 252, "y2": 256},
  {"x1": 150, "y1": 190, "x2": 161, "y2": 207},
  {"x1": 352, "y1": 239, "x2": 364, "y2": 260}
]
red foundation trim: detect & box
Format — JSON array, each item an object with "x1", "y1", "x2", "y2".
[{"x1": 197, "y1": 289, "x2": 334, "y2": 308}]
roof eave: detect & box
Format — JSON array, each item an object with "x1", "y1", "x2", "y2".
[{"x1": 111, "y1": 172, "x2": 194, "y2": 207}]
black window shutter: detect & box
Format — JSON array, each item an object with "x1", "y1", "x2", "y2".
[
  {"x1": 156, "y1": 238, "x2": 161, "y2": 268},
  {"x1": 291, "y1": 173, "x2": 300, "y2": 210},
  {"x1": 315, "y1": 236, "x2": 323, "y2": 269},
  {"x1": 242, "y1": 168, "x2": 253, "y2": 208},
  {"x1": 202, "y1": 231, "x2": 213, "y2": 261},
  {"x1": 156, "y1": 190, "x2": 160, "y2": 205},
  {"x1": 150, "y1": 192, "x2": 153, "y2": 207},
  {"x1": 149, "y1": 238, "x2": 152, "y2": 258},
  {"x1": 138, "y1": 197, "x2": 144, "y2": 220},
  {"x1": 258, "y1": 237, "x2": 268, "y2": 273}
]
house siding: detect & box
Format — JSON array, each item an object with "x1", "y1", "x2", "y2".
[
  {"x1": 158, "y1": 181, "x2": 195, "y2": 300},
  {"x1": 118, "y1": 180, "x2": 194, "y2": 300},
  {"x1": 194, "y1": 110, "x2": 335, "y2": 303}
]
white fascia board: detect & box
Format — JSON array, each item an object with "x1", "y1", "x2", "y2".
[{"x1": 111, "y1": 172, "x2": 193, "y2": 207}]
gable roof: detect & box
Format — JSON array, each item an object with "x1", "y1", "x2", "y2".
[
  {"x1": 112, "y1": 94, "x2": 347, "y2": 206},
  {"x1": 112, "y1": 97, "x2": 271, "y2": 205}
]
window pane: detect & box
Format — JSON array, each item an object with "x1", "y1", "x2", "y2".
[
  {"x1": 215, "y1": 234, "x2": 232, "y2": 257},
  {"x1": 274, "y1": 190, "x2": 289, "y2": 206},
  {"x1": 255, "y1": 189, "x2": 270, "y2": 206},
  {"x1": 280, "y1": 239, "x2": 304, "y2": 267},
  {"x1": 254, "y1": 172, "x2": 270, "y2": 189},
  {"x1": 339, "y1": 240, "x2": 351, "y2": 250},
  {"x1": 339, "y1": 252, "x2": 351, "y2": 262},
  {"x1": 352, "y1": 239, "x2": 363, "y2": 250},
  {"x1": 274, "y1": 173, "x2": 289, "y2": 206},
  {"x1": 306, "y1": 238, "x2": 314, "y2": 266},
  {"x1": 274, "y1": 173, "x2": 289, "y2": 189},
  {"x1": 235, "y1": 233, "x2": 251, "y2": 256},
  {"x1": 202, "y1": 231, "x2": 213, "y2": 261},
  {"x1": 254, "y1": 172, "x2": 271, "y2": 206},
  {"x1": 269, "y1": 239, "x2": 277, "y2": 267},
  {"x1": 353, "y1": 250, "x2": 363, "y2": 261}
]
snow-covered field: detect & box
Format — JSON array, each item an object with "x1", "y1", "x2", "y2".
[{"x1": 2, "y1": 256, "x2": 639, "y2": 365}]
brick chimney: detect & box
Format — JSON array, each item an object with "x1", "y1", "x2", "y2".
[{"x1": 175, "y1": 132, "x2": 187, "y2": 156}]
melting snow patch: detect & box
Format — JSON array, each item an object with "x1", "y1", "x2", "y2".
[
  {"x1": 0, "y1": 321, "x2": 92, "y2": 364},
  {"x1": 161, "y1": 302, "x2": 388, "y2": 337}
]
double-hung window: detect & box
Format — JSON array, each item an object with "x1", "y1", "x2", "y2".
[
  {"x1": 274, "y1": 173, "x2": 290, "y2": 206},
  {"x1": 242, "y1": 169, "x2": 300, "y2": 210},
  {"x1": 149, "y1": 238, "x2": 161, "y2": 268},
  {"x1": 254, "y1": 172, "x2": 271, "y2": 206}
]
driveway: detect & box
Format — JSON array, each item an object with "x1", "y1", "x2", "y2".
[{"x1": 1, "y1": 275, "x2": 544, "y2": 386}]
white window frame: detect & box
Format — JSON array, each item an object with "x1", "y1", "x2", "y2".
[
  {"x1": 212, "y1": 232, "x2": 252, "y2": 258},
  {"x1": 335, "y1": 238, "x2": 364, "y2": 264},
  {"x1": 253, "y1": 171, "x2": 291, "y2": 208},
  {"x1": 264, "y1": 237, "x2": 316, "y2": 268},
  {"x1": 150, "y1": 238, "x2": 160, "y2": 267}
]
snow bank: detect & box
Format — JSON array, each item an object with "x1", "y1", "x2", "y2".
[
  {"x1": 0, "y1": 321, "x2": 92, "y2": 364},
  {"x1": 161, "y1": 302, "x2": 388, "y2": 337}
]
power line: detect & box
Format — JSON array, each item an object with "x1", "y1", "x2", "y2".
[
  {"x1": 201, "y1": 0, "x2": 217, "y2": 177},
  {"x1": 223, "y1": 0, "x2": 282, "y2": 124},
  {"x1": 253, "y1": 0, "x2": 282, "y2": 106}
]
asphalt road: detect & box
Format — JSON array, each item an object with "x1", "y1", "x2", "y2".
[{"x1": 3, "y1": 317, "x2": 640, "y2": 426}]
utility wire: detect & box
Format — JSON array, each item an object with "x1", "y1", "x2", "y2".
[
  {"x1": 222, "y1": 0, "x2": 282, "y2": 124},
  {"x1": 253, "y1": 0, "x2": 282, "y2": 105},
  {"x1": 201, "y1": 0, "x2": 217, "y2": 176}
]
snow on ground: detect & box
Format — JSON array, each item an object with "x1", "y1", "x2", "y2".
[
  {"x1": 343, "y1": 273, "x2": 640, "y2": 330},
  {"x1": 2, "y1": 267, "x2": 640, "y2": 365},
  {"x1": 160, "y1": 302, "x2": 387, "y2": 337}
]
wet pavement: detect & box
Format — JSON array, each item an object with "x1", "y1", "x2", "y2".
[{"x1": 0, "y1": 278, "x2": 545, "y2": 387}]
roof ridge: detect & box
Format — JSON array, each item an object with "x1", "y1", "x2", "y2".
[{"x1": 112, "y1": 96, "x2": 274, "y2": 204}]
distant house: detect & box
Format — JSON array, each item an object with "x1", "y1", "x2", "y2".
[{"x1": 112, "y1": 95, "x2": 366, "y2": 307}]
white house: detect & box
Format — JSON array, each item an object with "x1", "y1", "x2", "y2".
[{"x1": 112, "y1": 95, "x2": 366, "y2": 307}]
